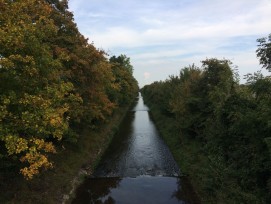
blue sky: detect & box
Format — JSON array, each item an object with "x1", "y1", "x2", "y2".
[{"x1": 69, "y1": 0, "x2": 271, "y2": 87}]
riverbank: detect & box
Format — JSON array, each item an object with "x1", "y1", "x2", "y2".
[
  {"x1": 0, "y1": 101, "x2": 135, "y2": 204},
  {"x1": 142, "y1": 90, "x2": 268, "y2": 203},
  {"x1": 142, "y1": 101, "x2": 211, "y2": 203}
]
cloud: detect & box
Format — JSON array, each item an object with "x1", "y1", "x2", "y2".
[
  {"x1": 69, "y1": 0, "x2": 271, "y2": 87},
  {"x1": 144, "y1": 72, "x2": 150, "y2": 80},
  {"x1": 71, "y1": 0, "x2": 271, "y2": 44}
]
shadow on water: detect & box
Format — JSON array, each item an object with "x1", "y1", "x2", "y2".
[
  {"x1": 93, "y1": 110, "x2": 136, "y2": 177},
  {"x1": 72, "y1": 93, "x2": 200, "y2": 203},
  {"x1": 94, "y1": 94, "x2": 179, "y2": 178},
  {"x1": 72, "y1": 176, "x2": 198, "y2": 204}
]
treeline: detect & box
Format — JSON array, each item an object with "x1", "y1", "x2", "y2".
[
  {"x1": 0, "y1": 0, "x2": 138, "y2": 180},
  {"x1": 141, "y1": 35, "x2": 271, "y2": 203}
]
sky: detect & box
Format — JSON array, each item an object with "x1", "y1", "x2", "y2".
[{"x1": 69, "y1": 0, "x2": 271, "y2": 87}]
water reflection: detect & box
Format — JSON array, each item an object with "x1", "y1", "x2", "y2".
[
  {"x1": 94, "y1": 94, "x2": 179, "y2": 177},
  {"x1": 93, "y1": 111, "x2": 136, "y2": 177},
  {"x1": 73, "y1": 94, "x2": 200, "y2": 203},
  {"x1": 72, "y1": 176, "x2": 196, "y2": 204}
]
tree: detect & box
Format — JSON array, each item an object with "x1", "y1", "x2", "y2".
[
  {"x1": 169, "y1": 65, "x2": 203, "y2": 138},
  {"x1": 108, "y1": 55, "x2": 138, "y2": 106},
  {"x1": 256, "y1": 33, "x2": 271, "y2": 71},
  {"x1": 0, "y1": 0, "x2": 138, "y2": 180},
  {"x1": 110, "y1": 54, "x2": 134, "y2": 75},
  {"x1": 141, "y1": 59, "x2": 271, "y2": 201},
  {"x1": 0, "y1": 0, "x2": 79, "y2": 179}
]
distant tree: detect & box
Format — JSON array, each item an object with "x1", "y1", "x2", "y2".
[
  {"x1": 110, "y1": 54, "x2": 134, "y2": 74},
  {"x1": 200, "y1": 59, "x2": 236, "y2": 111},
  {"x1": 256, "y1": 33, "x2": 271, "y2": 71},
  {"x1": 169, "y1": 65, "x2": 203, "y2": 138},
  {"x1": 108, "y1": 55, "x2": 138, "y2": 105}
]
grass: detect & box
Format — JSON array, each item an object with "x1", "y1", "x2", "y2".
[{"x1": 0, "y1": 104, "x2": 131, "y2": 204}]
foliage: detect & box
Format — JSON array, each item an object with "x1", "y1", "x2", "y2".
[
  {"x1": 108, "y1": 55, "x2": 138, "y2": 106},
  {"x1": 142, "y1": 52, "x2": 271, "y2": 202},
  {"x1": 110, "y1": 54, "x2": 134, "y2": 75},
  {"x1": 0, "y1": 0, "x2": 138, "y2": 179},
  {"x1": 256, "y1": 33, "x2": 271, "y2": 71}
]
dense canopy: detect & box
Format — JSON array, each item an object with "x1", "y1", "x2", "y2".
[
  {"x1": 0, "y1": 0, "x2": 138, "y2": 179},
  {"x1": 141, "y1": 38, "x2": 271, "y2": 202}
]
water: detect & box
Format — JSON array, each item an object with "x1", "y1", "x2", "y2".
[{"x1": 72, "y1": 93, "x2": 200, "y2": 204}]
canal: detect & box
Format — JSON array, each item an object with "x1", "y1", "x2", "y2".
[{"x1": 72, "y1": 93, "x2": 199, "y2": 204}]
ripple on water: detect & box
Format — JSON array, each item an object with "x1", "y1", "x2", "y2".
[{"x1": 72, "y1": 94, "x2": 200, "y2": 203}]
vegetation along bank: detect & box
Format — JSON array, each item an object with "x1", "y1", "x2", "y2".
[{"x1": 141, "y1": 33, "x2": 271, "y2": 203}]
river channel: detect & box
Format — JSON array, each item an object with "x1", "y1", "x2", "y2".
[{"x1": 72, "y1": 93, "x2": 199, "y2": 204}]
